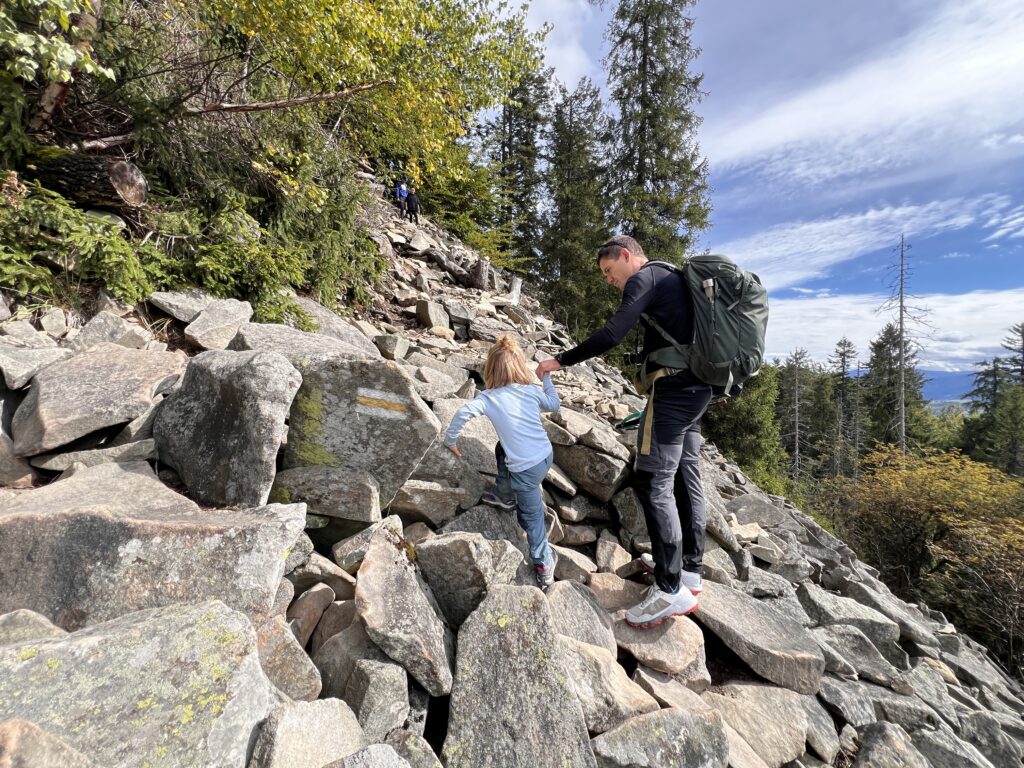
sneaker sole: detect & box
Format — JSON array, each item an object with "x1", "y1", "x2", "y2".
[
  {"x1": 625, "y1": 605, "x2": 699, "y2": 629},
  {"x1": 637, "y1": 562, "x2": 703, "y2": 595},
  {"x1": 482, "y1": 500, "x2": 516, "y2": 511}
]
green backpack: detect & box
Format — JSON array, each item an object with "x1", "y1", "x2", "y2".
[{"x1": 641, "y1": 255, "x2": 769, "y2": 396}]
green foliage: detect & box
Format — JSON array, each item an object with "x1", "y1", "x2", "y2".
[
  {"x1": 1, "y1": 0, "x2": 114, "y2": 164},
  {"x1": 862, "y1": 322, "x2": 930, "y2": 448},
  {"x1": 704, "y1": 364, "x2": 789, "y2": 495},
  {"x1": 605, "y1": 0, "x2": 710, "y2": 261}
]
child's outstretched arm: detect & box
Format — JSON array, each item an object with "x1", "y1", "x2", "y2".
[
  {"x1": 444, "y1": 398, "x2": 487, "y2": 456},
  {"x1": 539, "y1": 373, "x2": 561, "y2": 412}
]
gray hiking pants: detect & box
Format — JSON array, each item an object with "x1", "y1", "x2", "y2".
[{"x1": 633, "y1": 378, "x2": 713, "y2": 594}]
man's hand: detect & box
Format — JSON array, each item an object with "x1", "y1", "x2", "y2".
[
  {"x1": 447, "y1": 445, "x2": 462, "y2": 459},
  {"x1": 536, "y1": 358, "x2": 561, "y2": 379}
]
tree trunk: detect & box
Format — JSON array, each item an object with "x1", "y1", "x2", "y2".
[{"x1": 23, "y1": 151, "x2": 148, "y2": 209}]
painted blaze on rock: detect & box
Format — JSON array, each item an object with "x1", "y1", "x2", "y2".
[{"x1": 283, "y1": 358, "x2": 440, "y2": 505}]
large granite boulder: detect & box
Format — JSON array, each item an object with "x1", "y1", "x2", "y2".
[
  {"x1": 155, "y1": 350, "x2": 301, "y2": 506},
  {"x1": 854, "y1": 722, "x2": 929, "y2": 767},
  {"x1": 0, "y1": 719, "x2": 95, "y2": 767},
  {"x1": 545, "y1": 581, "x2": 617, "y2": 657},
  {"x1": 442, "y1": 585, "x2": 597, "y2": 768},
  {"x1": 183, "y1": 298, "x2": 253, "y2": 350},
  {"x1": 553, "y1": 444, "x2": 628, "y2": 502},
  {"x1": 291, "y1": 295, "x2": 382, "y2": 358},
  {"x1": 0, "y1": 462, "x2": 305, "y2": 629},
  {"x1": 0, "y1": 600, "x2": 275, "y2": 767},
  {"x1": 10, "y1": 344, "x2": 185, "y2": 456},
  {"x1": 0, "y1": 609, "x2": 66, "y2": 645},
  {"x1": 229, "y1": 322, "x2": 373, "y2": 364},
  {"x1": 590, "y1": 708, "x2": 729, "y2": 768},
  {"x1": 249, "y1": 698, "x2": 367, "y2": 768},
  {"x1": 702, "y1": 682, "x2": 808, "y2": 768},
  {"x1": 0, "y1": 341, "x2": 70, "y2": 389},
  {"x1": 282, "y1": 357, "x2": 440, "y2": 505},
  {"x1": 272, "y1": 467, "x2": 381, "y2": 525},
  {"x1": 697, "y1": 581, "x2": 825, "y2": 695},
  {"x1": 355, "y1": 526, "x2": 454, "y2": 696}
]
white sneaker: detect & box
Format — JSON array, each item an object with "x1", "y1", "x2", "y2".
[
  {"x1": 638, "y1": 554, "x2": 703, "y2": 595},
  {"x1": 625, "y1": 585, "x2": 698, "y2": 629}
]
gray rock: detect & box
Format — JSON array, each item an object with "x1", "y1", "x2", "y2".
[
  {"x1": 896, "y1": 661, "x2": 961, "y2": 729},
  {"x1": 415, "y1": 300, "x2": 449, "y2": 329},
  {"x1": 256, "y1": 616, "x2": 322, "y2": 700},
  {"x1": 332, "y1": 517, "x2": 405, "y2": 573},
  {"x1": 184, "y1": 298, "x2": 253, "y2": 350},
  {"x1": 596, "y1": 530, "x2": 632, "y2": 573},
  {"x1": 546, "y1": 463, "x2": 578, "y2": 495},
  {"x1": 797, "y1": 582, "x2": 900, "y2": 648},
  {"x1": 0, "y1": 430, "x2": 36, "y2": 488},
  {"x1": 553, "y1": 544, "x2": 599, "y2": 582},
  {"x1": 818, "y1": 676, "x2": 942, "y2": 731},
  {"x1": 356, "y1": 526, "x2": 454, "y2": 696},
  {"x1": 390, "y1": 479, "x2": 466, "y2": 527},
  {"x1": 559, "y1": 635, "x2": 659, "y2": 734},
  {"x1": 30, "y1": 438, "x2": 157, "y2": 471},
  {"x1": 38, "y1": 308, "x2": 67, "y2": 337},
  {"x1": 326, "y1": 744, "x2": 412, "y2": 768},
  {"x1": 840, "y1": 580, "x2": 940, "y2": 648},
  {"x1": 68, "y1": 310, "x2": 151, "y2": 352},
  {"x1": 545, "y1": 581, "x2": 617, "y2": 657},
  {"x1": 271, "y1": 579, "x2": 294, "y2": 617},
  {"x1": 375, "y1": 334, "x2": 410, "y2": 360},
  {"x1": 590, "y1": 707, "x2": 729, "y2": 768},
  {"x1": 416, "y1": 532, "x2": 517, "y2": 627},
  {"x1": 0, "y1": 609, "x2": 66, "y2": 646},
  {"x1": 703, "y1": 681, "x2": 808, "y2": 767},
  {"x1": 291, "y1": 295, "x2": 383, "y2": 357},
  {"x1": 578, "y1": 426, "x2": 630, "y2": 462},
  {"x1": 0, "y1": 293, "x2": 9, "y2": 321},
  {"x1": 344, "y1": 658, "x2": 410, "y2": 742},
  {"x1": 249, "y1": 698, "x2": 367, "y2": 768},
  {"x1": 632, "y1": 665, "x2": 710, "y2": 710},
  {"x1": 272, "y1": 467, "x2": 381, "y2": 524},
  {"x1": 697, "y1": 581, "x2": 825, "y2": 695},
  {"x1": 0, "y1": 719, "x2": 96, "y2": 767},
  {"x1": 959, "y1": 710, "x2": 1024, "y2": 768},
  {"x1": 912, "y1": 722, "x2": 996, "y2": 768},
  {"x1": 727, "y1": 494, "x2": 790, "y2": 528},
  {"x1": 613, "y1": 487, "x2": 647, "y2": 541},
  {"x1": 155, "y1": 350, "x2": 300, "y2": 506},
  {"x1": 553, "y1": 444, "x2": 628, "y2": 502},
  {"x1": 0, "y1": 600, "x2": 275, "y2": 767},
  {"x1": 287, "y1": 582, "x2": 336, "y2": 647},
  {"x1": 11, "y1": 344, "x2": 185, "y2": 456},
  {"x1": 229, "y1": 321, "x2": 372, "y2": 364},
  {"x1": 311, "y1": 600, "x2": 358, "y2": 654},
  {"x1": 107, "y1": 401, "x2": 162, "y2": 447},
  {"x1": 801, "y1": 694, "x2": 841, "y2": 764},
  {"x1": 551, "y1": 407, "x2": 610, "y2": 439},
  {"x1": 811, "y1": 624, "x2": 900, "y2": 686},
  {"x1": 0, "y1": 319, "x2": 39, "y2": 342},
  {"x1": 0, "y1": 462, "x2": 305, "y2": 629},
  {"x1": 148, "y1": 288, "x2": 214, "y2": 321},
  {"x1": 431, "y1": 397, "x2": 497, "y2": 475},
  {"x1": 283, "y1": 357, "x2": 440, "y2": 505},
  {"x1": 384, "y1": 732, "x2": 442, "y2": 768},
  {"x1": 284, "y1": 531, "x2": 314, "y2": 573},
  {"x1": 613, "y1": 613, "x2": 709, "y2": 687},
  {"x1": 439, "y1": 504, "x2": 529, "y2": 559},
  {"x1": 313, "y1": 617, "x2": 391, "y2": 699},
  {"x1": 287, "y1": 552, "x2": 357, "y2": 598},
  {"x1": 854, "y1": 721, "x2": 929, "y2": 767},
  {"x1": 442, "y1": 585, "x2": 597, "y2": 767},
  {"x1": 0, "y1": 341, "x2": 71, "y2": 389}
]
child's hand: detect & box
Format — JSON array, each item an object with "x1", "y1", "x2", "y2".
[{"x1": 448, "y1": 445, "x2": 462, "y2": 459}]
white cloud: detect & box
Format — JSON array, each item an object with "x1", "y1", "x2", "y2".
[
  {"x1": 703, "y1": 0, "x2": 1024, "y2": 187},
  {"x1": 712, "y1": 196, "x2": 1003, "y2": 290},
  {"x1": 767, "y1": 288, "x2": 1024, "y2": 370}
]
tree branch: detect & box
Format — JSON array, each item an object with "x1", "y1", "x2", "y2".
[{"x1": 180, "y1": 80, "x2": 394, "y2": 117}]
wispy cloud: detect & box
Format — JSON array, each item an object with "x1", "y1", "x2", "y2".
[
  {"x1": 767, "y1": 288, "x2": 1024, "y2": 370},
  {"x1": 713, "y1": 196, "x2": 1008, "y2": 290},
  {"x1": 703, "y1": 0, "x2": 1024, "y2": 188},
  {"x1": 526, "y1": 0, "x2": 601, "y2": 88}
]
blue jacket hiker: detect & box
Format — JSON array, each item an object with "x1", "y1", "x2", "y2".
[{"x1": 444, "y1": 335, "x2": 561, "y2": 588}]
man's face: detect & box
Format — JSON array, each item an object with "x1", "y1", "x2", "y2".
[{"x1": 599, "y1": 251, "x2": 634, "y2": 292}]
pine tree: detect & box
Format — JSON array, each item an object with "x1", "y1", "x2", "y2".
[
  {"x1": 827, "y1": 337, "x2": 860, "y2": 477},
  {"x1": 1001, "y1": 322, "x2": 1024, "y2": 383},
  {"x1": 539, "y1": 79, "x2": 613, "y2": 338},
  {"x1": 862, "y1": 323, "x2": 928, "y2": 448},
  {"x1": 777, "y1": 348, "x2": 814, "y2": 482},
  {"x1": 605, "y1": 0, "x2": 710, "y2": 262},
  {"x1": 988, "y1": 384, "x2": 1024, "y2": 476}
]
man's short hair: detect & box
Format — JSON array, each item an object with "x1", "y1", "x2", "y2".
[{"x1": 596, "y1": 235, "x2": 645, "y2": 265}]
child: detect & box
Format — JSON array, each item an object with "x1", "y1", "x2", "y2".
[{"x1": 445, "y1": 336, "x2": 561, "y2": 588}]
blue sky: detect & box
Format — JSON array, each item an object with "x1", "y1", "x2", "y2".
[{"x1": 526, "y1": 0, "x2": 1024, "y2": 372}]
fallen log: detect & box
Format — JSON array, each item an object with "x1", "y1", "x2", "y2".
[{"x1": 22, "y1": 149, "x2": 147, "y2": 208}]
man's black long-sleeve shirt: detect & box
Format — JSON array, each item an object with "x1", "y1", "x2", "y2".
[{"x1": 559, "y1": 262, "x2": 696, "y2": 381}]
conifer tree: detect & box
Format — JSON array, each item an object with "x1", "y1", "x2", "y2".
[
  {"x1": 862, "y1": 323, "x2": 928, "y2": 448},
  {"x1": 539, "y1": 79, "x2": 612, "y2": 338},
  {"x1": 827, "y1": 337, "x2": 860, "y2": 477},
  {"x1": 604, "y1": 0, "x2": 710, "y2": 261},
  {"x1": 1001, "y1": 322, "x2": 1024, "y2": 383}
]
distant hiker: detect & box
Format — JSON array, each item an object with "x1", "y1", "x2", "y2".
[
  {"x1": 406, "y1": 187, "x2": 420, "y2": 224},
  {"x1": 536, "y1": 235, "x2": 712, "y2": 627},
  {"x1": 395, "y1": 180, "x2": 408, "y2": 214},
  {"x1": 446, "y1": 335, "x2": 561, "y2": 588}
]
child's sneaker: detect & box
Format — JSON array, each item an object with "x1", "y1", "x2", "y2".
[
  {"x1": 625, "y1": 585, "x2": 698, "y2": 628},
  {"x1": 535, "y1": 551, "x2": 558, "y2": 589},
  {"x1": 480, "y1": 491, "x2": 516, "y2": 511},
  {"x1": 638, "y1": 554, "x2": 703, "y2": 595}
]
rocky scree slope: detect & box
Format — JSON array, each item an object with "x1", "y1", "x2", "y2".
[{"x1": 0, "y1": 180, "x2": 1022, "y2": 768}]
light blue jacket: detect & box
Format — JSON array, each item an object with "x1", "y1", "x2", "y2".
[{"x1": 444, "y1": 376, "x2": 560, "y2": 472}]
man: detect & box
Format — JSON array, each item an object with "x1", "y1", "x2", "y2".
[
  {"x1": 406, "y1": 187, "x2": 420, "y2": 225},
  {"x1": 535, "y1": 235, "x2": 713, "y2": 628}
]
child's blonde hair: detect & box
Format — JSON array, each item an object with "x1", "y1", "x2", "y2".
[{"x1": 483, "y1": 335, "x2": 535, "y2": 389}]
